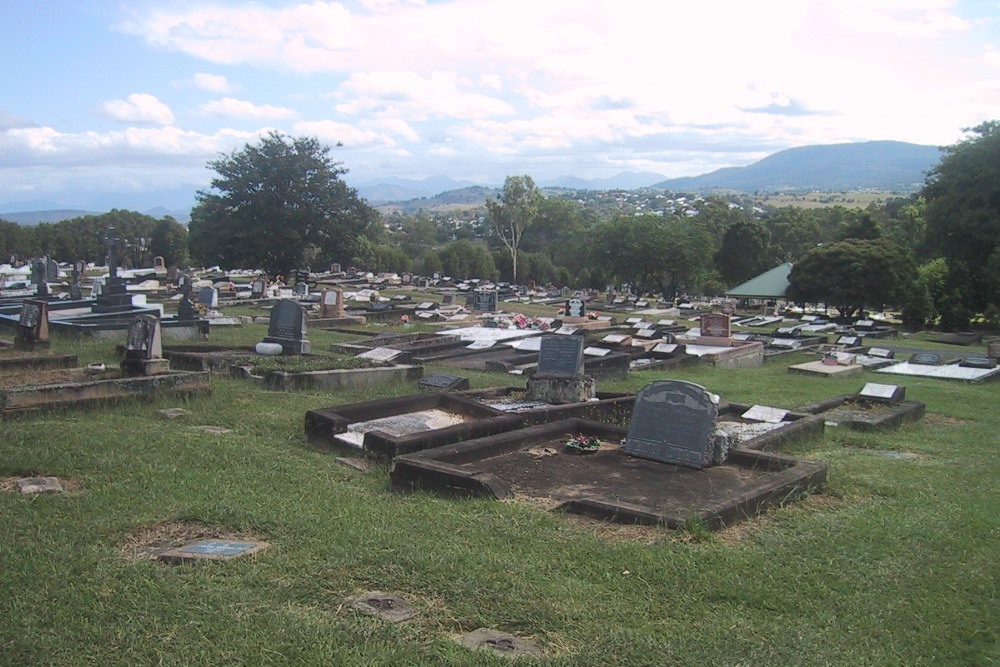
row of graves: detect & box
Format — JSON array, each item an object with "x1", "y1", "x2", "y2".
[
  {"x1": 306, "y1": 333, "x2": 836, "y2": 529},
  {"x1": 0, "y1": 305, "x2": 209, "y2": 417}
]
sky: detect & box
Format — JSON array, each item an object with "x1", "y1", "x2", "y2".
[{"x1": 2, "y1": 0, "x2": 999, "y2": 209}]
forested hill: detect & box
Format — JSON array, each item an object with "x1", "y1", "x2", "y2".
[{"x1": 653, "y1": 141, "x2": 940, "y2": 192}]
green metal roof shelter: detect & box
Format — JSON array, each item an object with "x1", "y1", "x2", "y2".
[{"x1": 724, "y1": 262, "x2": 793, "y2": 298}]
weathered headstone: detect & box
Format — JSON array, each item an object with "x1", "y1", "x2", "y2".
[
  {"x1": 177, "y1": 294, "x2": 197, "y2": 320},
  {"x1": 121, "y1": 315, "x2": 169, "y2": 375},
  {"x1": 330, "y1": 262, "x2": 341, "y2": 273},
  {"x1": 262, "y1": 300, "x2": 310, "y2": 354},
  {"x1": 910, "y1": 352, "x2": 943, "y2": 366},
  {"x1": 418, "y1": 373, "x2": 470, "y2": 392},
  {"x1": 565, "y1": 298, "x2": 586, "y2": 318},
  {"x1": 320, "y1": 288, "x2": 345, "y2": 318},
  {"x1": 536, "y1": 335, "x2": 584, "y2": 376},
  {"x1": 153, "y1": 256, "x2": 165, "y2": 270},
  {"x1": 859, "y1": 382, "x2": 905, "y2": 403},
  {"x1": 250, "y1": 279, "x2": 267, "y2": 299},
  {"x1": 16, "y1": 477, "x2": 64, "y2": 494},
  {"x1": 700, "y1": 312, "x2": 731, "y2": 338},
  {"x1": 15, "y1": 299, "x2": 49, "y2": 349},
  {"x1": 987, "y1": 340, "x2": 1000, "y2": 359},
  {"x1": 621, "y1": 380, "x2": 719, "y2": 469},
  {"x1": 197, "y1": 286, "x2": 218, "y2": 309},
  {"x1": 473, "y1": 289, "x2": 499, "y2": 313}
]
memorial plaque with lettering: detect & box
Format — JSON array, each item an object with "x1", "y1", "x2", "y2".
[
  {"x1": 536, "y1": 335, "x2": 585, "y2": 376},
  {"x1": 867, "y1": 347, "x2": 894, "y2": 359},
  {"x1": 583, "y1": 346, "x2": 612, "y2": 357},
  {"x1": 838, "y1": 336, "x2": 861, "y2": 346},
  {"x1": 621, "y1": 380, "x2": 718, "y2": 469},
  {"x1": 198, "y1": 286, "x2": 218, "y2": 308}
]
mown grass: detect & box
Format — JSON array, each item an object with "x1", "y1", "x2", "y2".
[{"x1": 1, "y1": 321, "x2": 997, "y2": 665}]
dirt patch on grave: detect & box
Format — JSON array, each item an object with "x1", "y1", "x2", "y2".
[
  {"x1": 922, "y1": 413, "x2": 969, "y2": 428},
  {"x1": 119, "y1": 520, "x2": 264, "y2": 562},
  {"x1": 0, "y1": 367, "x2": 122, "y2": 390},
  {"x1": 0, "y1": 475, "x2": 83, "y2": 493}
]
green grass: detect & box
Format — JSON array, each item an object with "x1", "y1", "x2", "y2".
[{"x1": 1, "y1": 322, "x2": 997, "y2": 665}]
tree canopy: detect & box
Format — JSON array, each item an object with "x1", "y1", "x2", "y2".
[
  {"x1": 188, "y1": 132, "x2": 378, "y2": 276},
  {"x1": 486, "y1": 175, "x2": 540, "y2": 282},
  {"x1": 787, "y1": 238, "x2": 917, "y2": 320},
  {"x1": 922, "y1": 121, "x2": 1000, "y2": 328}
]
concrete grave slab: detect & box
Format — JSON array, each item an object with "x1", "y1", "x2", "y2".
[
  {"x1": 344, "y1": 591, "x2": 415, "y2": 622},
  {"x1": 788, "y1": 360, "x2": 864, "y2": 378},
  {"x1": 876, "y1": 362, "x2": 1000, "y2": 382},
  {"x1": 16, "y1": 476, "x2": 64, "y2": 494},
  {"x1": 455, "y1": 628, "x2": 543, "y2": 659},
  {"x1": 156, "y1": 538, "x2": 268, "y2": 563}
]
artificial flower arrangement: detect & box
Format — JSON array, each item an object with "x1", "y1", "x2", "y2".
[{"x1": 564, "y1": 434, "x2": 601, "y2": 453}]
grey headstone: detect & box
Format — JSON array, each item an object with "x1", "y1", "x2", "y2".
[
  {"x1": 910, "y1": 352, "x2": 943, "y2": 366},
  {"x1": 417, "y1": 373, "x2": 470, "y2": 391},
  {"x1": 565, "y1": 298, "x2": 586, "y2": 318},
  {"x1": 267, "y1": 301, "x2": 307, "y2": 340},
  {"x1": 251, "y1": 280, "x2": 266, "y2": 298},
  {"x1": 621, "y1": 380, "x2": 719, "y2": 469},
  {"x1": 536, "y1": 335, "x2": 585, "y2": 376},
  {"x1": 473, "y1": 289, "x2": 499, "y2": 312},
  {"x1": 124, "y1": 315, "x2": 162, "y2": 360},
  {"x1": 197, "y1": 286, "x2": 218, "y2": 308},
  {"x1": 859, "y1": 382, "x2": 905, "y2": 403}
]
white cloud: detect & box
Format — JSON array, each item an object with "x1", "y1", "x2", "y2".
[
  {"x1": 192, "y1": 72, "x2": 235, "y2": 93},
  {"x1": 200, "y1": 97, "x2": 297, "y2": 119},
  {"x1": 99, "y1": 93, "x2": 175, "y2": 125},
  {"x1": 334, "y1": 71, "x2": 514, "y2": 120},
  {"x1": 293, "y1": 119, "x2": 396, "y2": 149}
]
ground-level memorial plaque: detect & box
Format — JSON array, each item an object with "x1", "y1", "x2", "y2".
[
  {"x1": 157, "y1": 539, "x2": 268, "y2": 564},
  {"x1": 621, "y1": 380, "x2": 719, "y2": 469},
  {"x1": 418, "y1": 373, "x2": 470, "y2": 392}
]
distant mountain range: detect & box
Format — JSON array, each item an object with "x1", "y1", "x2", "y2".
[
  {"x1": 652, "y1": 141, "x2": 939, "y2": 192},
  {"x1": 1, "y1": 140, "x2": 942, "y2": 224}
]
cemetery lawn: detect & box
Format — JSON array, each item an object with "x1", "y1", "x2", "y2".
[{"x1": 1, "y1": 324, "x2": 997, "y2": 666}]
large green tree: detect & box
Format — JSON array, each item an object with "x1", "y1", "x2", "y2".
[
  {"x1": 787, "y1": 238, "x2": 917, "y2": 320},
  {"x1": 922, "y1": 120, "x2": 1000, "y2": 328},
  {"x1": 486, "y1": 175, "x2": 541, "y2": 282},
  {"x1": 188, "y1": 132, "x2": 377, "y2": 275},
  {"x1": 715, "y1": 219, "x2": 773, "y2": 287}
]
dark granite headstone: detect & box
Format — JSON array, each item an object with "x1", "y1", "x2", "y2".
[
  {"x1": 263, "y1": 300, "x2": 310, "y2": 354},
  {"x1": 177, "y1": 295, "x2": 197, "y2": 320},
  {"x1": 959, "y1": 356, "x2": 997, "y2": 369},
  {"x1": 473, "y1": 289, "x2": 499, "y2": 312},
  {"x1": 418, "y1": 373, "x2": 470, "y2": 392},
  {"x1": 565, "y1": 298, "x2": 586, "y2": 318},
  {"x1": 197, "y1": 286, "x2": 218, "y2": 308},
  {"x1": 910, "y1": 352, "x2": 943, "y2": 366},
  {"x1": 47, "y1": 258, "x2": 59, "y2": 282},
  {"x1": 621, "y1": 380, "x2": 718, "y2": 469},
  {"x1": 536, "y1": 335, "x2": 584, "y2": 376}
]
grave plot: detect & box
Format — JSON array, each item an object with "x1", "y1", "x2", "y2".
[
  {"x1": 797, "y1": 382, "x2": 926, "y2": 430},
  {"x1": 390, "y1": 418, "x2": 828, "y2": 530},
  {"x1": 875, "y1": 357, "x2": 1000, "y2": 382},
  {"x1": 305, "y1": 392, "x2": 523, "y2": 458},
  {"x1": 788, "y1": 358, "x2": 864, "y2": 378},
  {"x1": 714, "y1": 402, "x2": 825, "y2": 451},
  {"x1": 0, "y1": 346, "x2": 78, "y2": 373},
  {"x1": 0, "y1": 300, "x2": 78, "y2": 371},
  {"x1": 0, "y1": 317, "x2": 210, "y2": 417}
]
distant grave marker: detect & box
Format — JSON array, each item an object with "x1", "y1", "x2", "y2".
[
  {"x1": 262, "y1": 300, "x2": 310, "y2": 354},
  {"x1": 700, "y1": 312, "x2": 731, "y2": 338},
  {"x1": 320, "y1": 288, "x2": 345, "y2": 318},
  {"x1": 197, "y1": 286, "x2": 218, "y2": 308},
  {"x1": 859, "y1": 382, "x2": 905, "y2": 403},
  {"x1": 565, "y1": 298, "x2": 586, "y2": 318},
  {"x1": 15, "y1": 299, "x2": 49, "y2": 349},
  {"x1": 910, "y1": 352, "x2": 943, "y2": 366}
]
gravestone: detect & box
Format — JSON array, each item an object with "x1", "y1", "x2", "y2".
[
  {"x1": 15, "y1": 299, "x2": 49, "y2": 349},
  {"x1": 473, "y1": 289, "x2": 499, "y2": 313},
  {"x1": 356, "y1": 347, "x2": 403, "y2": 363},
  {"x1": 838, "y1": 336, "x2": 861, "y2": 346},
  {"x1": 293, "y1": 282, "x2": 308, "y2": 297},
  {"x1": 330, "y1": 262, "x2": 341, "y2": 273},
  {"x1": 867, "y1": 347, "x2": 894, "y2": 359},
  {"x1": 121, "y1": 315, "x2": 169, "y2": 375},
  {"x1": 442, "y1": 293, "x2": 455, "y2": 306},
  {"x1": 401, "y1": 273, "x2": 412, "y2": 285},
  {"x1": 46, "y1": 258, "x2": 59, "y2": 283},
  {"x1": 621, "y1": 380, "x2": 720, "y2": 469},
  {"x1": 157, "y1": 539, "x2": 268, "y2": 563},
  {"x1": 565, "y1": 298, "x2": 586, "y2": 318},
  {"x1": 93, "y1": 227, "x2": 134, "y2": 313},
  {"x1": 320, "y1": 288, "x2": 345, "y2": 318},
  {"x1": 177, "y1": 294, "x2": 197, "y2": 320},
  {"x1": 262, "y1": 300, "x2": 310, "y2": 354},
  {"x1": 988, "y1": 340, "x2": 1000, "y2": 359},
  {"x1": 153, "y1": 256, "x2": 165, "y2": 270},
  {"x1": 16, "y1": 477, "x2": 64, "y2": 494},
  {"x1": 910, "y1": 352, "x2": 943, "y2": 366},
  {"x1": 536, "y1": 335, "x2": 584, "y2": 376},
  {"x1": 418, "y1": 373, "x2": 470, "y2": 392},
  {"x1": 251, "y1": 279, "x2": 267, "y2": 299},
  {"x1": 855, "y1": 319, "x2": 875, "y2": 330},
  {"x1": 959, "y1": 356, "x2": 997, "y2": 369},
  {"x1": 197, "y1": 286, "x2": 218, "y2": 309},
  {"x1": 527, "y1": 335, "x2": 593, "y2": 404},
  {"x1": 741, "y1": 405, "x2": 788, "y2": 423},
  {"x1": 859, "y1": 382, "x2": 905, "y2": 403},
  {"x1": 700, "y1": 312, "x2": 731, "y2": 338},
  {"x1": 70, "y1": 261, "x2": 84, "y2": 300}
]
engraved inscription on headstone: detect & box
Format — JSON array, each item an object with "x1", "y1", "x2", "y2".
[
  {"x1": 15, "y1": 300, "x2": 48, "y2": 347},
  {"x1": 124, "y1": 315, "x2": 162, "y2": 360},
  {"x1": 198, "y1": 286, "x2": 218, "y2": 308},
  {"x1": 473, "y1": 289, "x2": 499, "y2": 312},
  {"x1": 536, "y1": 335, "x2": 585, "y2": 376},
  {"x1": 621, "y1": 380, "x2": 718, "y2": 469},
  {"x1": 263, "y1": 300, "x2": 310, "y2": 353}
]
